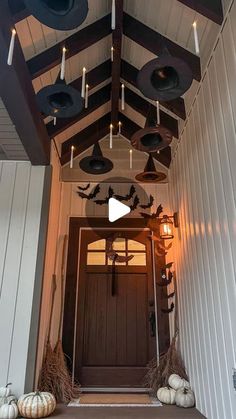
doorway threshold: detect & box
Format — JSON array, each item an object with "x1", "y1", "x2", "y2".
[{"x1": 80, "y1": 387, "x2": 151, "y2": 394}]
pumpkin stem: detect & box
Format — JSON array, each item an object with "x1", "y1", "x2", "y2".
[
  {"x1": 6, "y1": 383, "x2": 12, "y2": 388},
  {"x1": 8, "y1": 399, "x2": 16, "y2": 405},
  {"x1": 183, "y1": 387, "x2": 188, "y2": 394}
]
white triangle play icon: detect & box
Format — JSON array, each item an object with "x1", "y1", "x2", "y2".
[{"x1": 108, "y1": 198, "x2": 131, "y2": 223}]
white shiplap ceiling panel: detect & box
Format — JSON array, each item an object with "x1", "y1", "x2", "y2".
[
  {"x1": 124, "y1": 0, "x2": 219, "y2": 70},
  {"x1": 32, "y1": 36, "x2": 112, "y2": 93},
  {"x1": 0, "y1": 99, "x2": 28, "y2": 161}
]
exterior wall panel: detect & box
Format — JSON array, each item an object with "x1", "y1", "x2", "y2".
[{"x1": 169, "y1": 2, "x2": 236, "y2": 418}]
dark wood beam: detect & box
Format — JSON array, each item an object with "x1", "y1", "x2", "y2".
[
  {"x1": 0, "y1": 1, "x2": 50, "y2": 165},
  {"x1": 124, "y1": 87, "x2": 179, "y2": 138},
  {"x1": 111, "y1": 0, "x2": 124, "y2": 133},
  {"x1": 119, "y1": 113, "x2": 171, "y2": 168},
  {"x1": 123, "y1": 13, "x2": 201, "y2": 82},
  {"x1": 61, "y1": 113, "x2": 111, "y2": 165},
  {"x1": 47, "y1": 83, "x2": 111, "y2": 138},
  {"x1": 178, "y1": 0, "x2": 223, "y2": 25},
  {"x1": 121, "y1": 60, "x2": 186, "y2": 120},
  {"x1": 27, "y1": 14, "x2": 112, "y2": 79}
]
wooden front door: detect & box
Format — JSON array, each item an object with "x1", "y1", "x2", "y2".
[{"x1": 75, "y1": 229, "x2": 156, "y2": 387}]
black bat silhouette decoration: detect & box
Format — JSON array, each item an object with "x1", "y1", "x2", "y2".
[
  {"x1": 114, "y1": 185, "x2": 136, "y2": 202},
  {"x1": 140, "y1": 204, "x2": 163, "y2": 219},
  {"x1": 78, "y1": 183, "x2": 90, "y2": 191},
  {"x1": 78, "y1": 184, "x2": 100, "y2": 200},
  {"x1": 94, "y1": 187, "x2": 114, "y2": 205},
  {"x1": 140, "y1": 194, "x2": 154, "y2": 209},
  {"x1": 162, "y1": 291, "x2": 175, "y2": 300},
  {"x1": 161, "y1": 302, "x2": 175, "y2": 314},
  {"x1": 130, "y1": 195, "x2": 140, "y2": 211}
]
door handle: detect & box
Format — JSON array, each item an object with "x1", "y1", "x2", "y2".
[{"x1": 149, "y1": 311, "x2": 156, "y2": 337}]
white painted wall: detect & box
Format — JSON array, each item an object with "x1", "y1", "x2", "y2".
[
  {"x1": 168, "y1": 2, "x2": 236, "y2": 418},
  {"x1": 0, "y1": 161, "x2": 50, "y2": 397}
]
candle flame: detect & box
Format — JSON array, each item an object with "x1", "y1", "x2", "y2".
[
  {"x1": 193, "y1": 21, "x2": 197, "y2": 28},
  {"x1": 12, "y1": 29, "x2": 16, "y2": 35},
  {"x1": 62, "y1": 46, "x2": 67, "y2": 52},
  {"x1": 71, "y1": 145, "x2": 75, "y2": 151}
]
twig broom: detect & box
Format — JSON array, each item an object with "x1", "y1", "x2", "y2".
[
  {"x1": 144, "y1": 273, "x2": 188, "y2": 393},
  {"x1": 52, "y1": 235, "x2": 81, "y2": 403}
]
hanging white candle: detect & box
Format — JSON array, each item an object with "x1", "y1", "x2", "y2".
[
  {"x1": 60, "y1": 47, "x2": 66, "y2": 80},
  {"x1": 7, "y1": 28, "x2": 16, "y2": 66},
  {"x1": 129, "y1": 149, "x2": 133, "y2": 169},
  {"x1": 193, "y1": 21, "x2": 200, "y2": 55},
  {"x1": 118, "y1": 121, "x2": 122, "y2": 135},
  {"x1": 121, "y1": 84, "x2": 125, "y2": 111},
  {"x1": 156, "y1": 101, "x2": 160, "y2": 125},
  {"x1": 70, "y1": 146, "x2": 75, "y2": 169},
  {"x1": 85, "y1": 84, "x2": 89, "y2": 109},
  {"x1": 112, "y1": 0, "x2": 116, "y2": 30},
  {"x1": 53, "y1": 117, "x2": 57, "y2": 126},
  {"x1": 111, "y1": 46, "x2": 114, "y2": 62},
  {"x1": 81, "y1": 67, "x2": 86, "y2": 98},
  {"x1": 110, "y1": 124, "x2": 113, "y2": 149}
]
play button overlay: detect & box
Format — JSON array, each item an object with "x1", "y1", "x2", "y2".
[
  {"x1": 83, "y1": 176, "x2": 150, "y2": 238},
  {"x1": 108, "y1": 198, "x2": 131, "y2": 222}
]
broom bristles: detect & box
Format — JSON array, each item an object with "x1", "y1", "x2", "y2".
[
  {"x1": 144, "y1": 336, "x2": 188, "y2": 393},
  {"x1": 38, "y1": 340, "x2": 81, "y2": 403}
]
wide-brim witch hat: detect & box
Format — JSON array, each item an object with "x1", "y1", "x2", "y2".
[
  {"x1": 137, "y1": 50, "x2": 193, "y2": 101},
  {"x1": 36, "y1": 73, "x2": 84, "y2": 118},
  {"x1": 24, "y1": 0, "x2": 89, "y2": 31},
  {"x1": 79, "y1": 142, "x2": 113, "y2": 175},
  {"x1": 135, "y1": 154, "x2": 166, "y2": 183},
  {"x1": 131, "y1": 125, "x2": 172, "y2": 153}
]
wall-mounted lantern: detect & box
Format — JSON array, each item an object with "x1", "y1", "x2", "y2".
[{"x1": 160, "y1": 212, "x2": 179, "y2": 240}]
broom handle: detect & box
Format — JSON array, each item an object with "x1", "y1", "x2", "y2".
[
  {"x1": 57, "y1": 235, "x2": 68, "y2": 341},
  {"x1": 173, "y1": 272, "x2": 179, "y2": 338},
  {"x1": 47, "y1": 273, "x2": 57, "y2": 344}
]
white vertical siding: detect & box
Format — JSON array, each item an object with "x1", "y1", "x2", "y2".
[
  {"x1": 169, "y1": 2, "x2": 236, "y2": 418},
  {"x1": 0, "y1": 161, "x2": 48, "y2": 396}
]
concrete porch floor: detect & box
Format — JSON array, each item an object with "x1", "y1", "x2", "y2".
[{"x1": 51, "y1": 405, "x2": 206, "y2": 419}]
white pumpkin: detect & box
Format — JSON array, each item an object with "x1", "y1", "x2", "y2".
[
  {"x1": 0, "y1": 396, "x2": 16, "y2": 408},
  {"x1": 175, "y1": 387, "x2": 195, "y2": 408},
  {"x1": 0, "y1": 401, "x2": 18, "y2": 419},
  {"x1": 157, "y1": 386, "x2": 176, "y2": 405},
  {"x1": 0, "y1": 384, "x2": 12, "y2": 398},
  {"x1": 18, "y1": 391, "x2": 56, "y2": 418},
  {"x1": 168, "y1": 374, "x2": 190, "y2": 390}
]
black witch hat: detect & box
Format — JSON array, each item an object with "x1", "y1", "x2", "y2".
[
  {"x1": 137, "y1": 50, "x2": 193, "y2": 102},
  {"x1": 36, "y1": 73, "x2": 84, "y2": 118},
  {"x1": 24, "y1": 0, "x2": 89, "y2": 31},
  {"x1": 79, "y1": 142, "x2": 113, "y2": 175},
  {"x1": 135, "y1": 154, "x2": 166, "y2": 183}
]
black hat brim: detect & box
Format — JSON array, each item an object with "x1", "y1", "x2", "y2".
[
  {"x1": 24, "y1": 0, "x2": 89, "y2": 30},
  {"x1": 131, "y1": 126, "x2": 172, "y2": 153},
  {"x1": 37, "y1": 83, "x2": 84, "y2": 118},
  {"x1": 135, "y1": 171, "x2": 167, "y2": 183},
  {"x1": 79, "y1": 156, "x2": 113, "y2": 175},
  {"x1": 137, "y1": 56, "x2": 193, "y2": 101}
]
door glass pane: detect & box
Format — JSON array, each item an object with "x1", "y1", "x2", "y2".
[
  {"x1": 87, "y1": 252, "x2": 106, "y2": 265},
  {"x1": 88, "y1": 239, "x2": 106, "y2": 250},
  {"x1": 128, "y1": 240, "x2": 145, "y2": 251},
  {"x1": 107, "y1": 252, "x2": 126, "y2": 265},
  {"x1": 128, "y1": 253, "x2": 146, "y2": 266},
  {"x1": 113, "y1": 238, "x2": 126, "y2": 251}
]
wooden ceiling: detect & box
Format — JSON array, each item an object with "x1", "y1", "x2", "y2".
[{"x1": 0, "y1": 0, "x2": 225, "y2": 166}]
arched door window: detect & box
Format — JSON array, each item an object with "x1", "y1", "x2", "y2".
[{"x1": 87, "y1": 238, "x2": 146, "y2": 266}]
